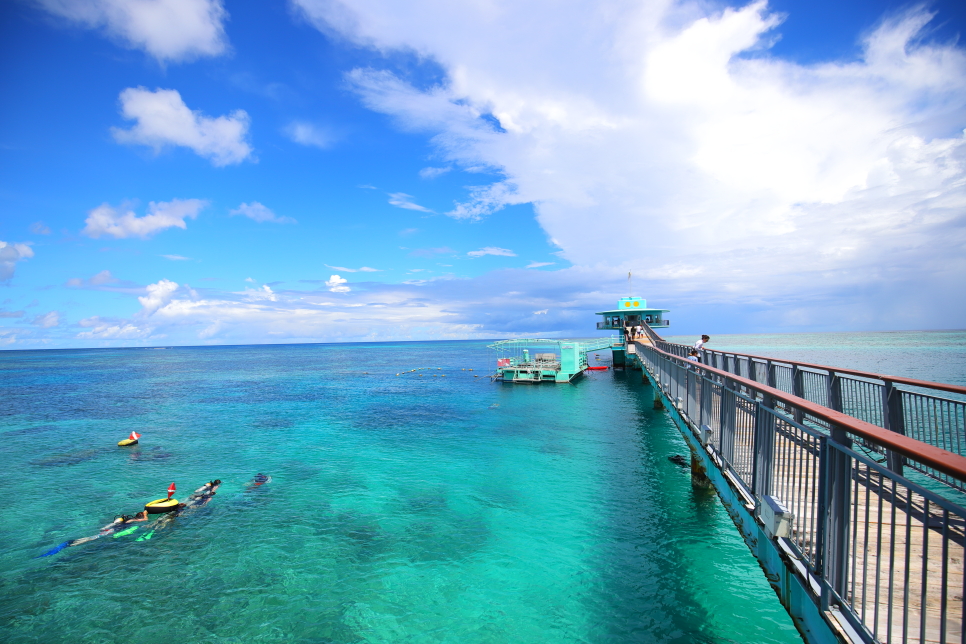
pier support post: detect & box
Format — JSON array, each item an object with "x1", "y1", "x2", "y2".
[
  {"x1": 641, "y1": 371, "x2": 650, "y2": 385},
  {"x1": 653, "y1": 389, "x2": 664, "y2": 410},
  {"x1": 690, "y1": 450, "x2": 713, "y2": 488}
]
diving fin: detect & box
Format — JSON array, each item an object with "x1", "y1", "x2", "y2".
[
  {"x1": 113, "y1": 525, "x2": 140, "y2": 538},
  {"x1": 37, "y1": 541, "x2": 70, "y2": 558}
]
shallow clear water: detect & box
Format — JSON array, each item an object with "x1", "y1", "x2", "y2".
[{"x1": 1, "y1": 341, "x2": 807, "y2": 643}]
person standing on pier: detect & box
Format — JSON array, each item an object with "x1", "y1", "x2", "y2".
[{"x1": 693, "y1": 335, "x2": 710, "y2": 362}]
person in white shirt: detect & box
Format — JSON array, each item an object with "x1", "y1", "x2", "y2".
[{"x1": 693, "y1": 335, "x2": 710, "y2": 362}]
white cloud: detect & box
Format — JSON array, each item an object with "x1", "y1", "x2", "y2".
[
  {"x1": 325, "y1": 264, "x2": 381, "y2": 272},
  {"x1": 526, "y1": 261, "x2": 555, "y2": 268},
  {"x1": 82, "y1": 199, "x2": 205, "y2": 239},
  {"x1": 162, "y1": 254, "x2": 191, "y2": 261},
  {"x1": 31, "y1": 311, "x2": 60, "y2": 328},
  {"x1": 242, "y1": 285, "x2": 278, "y2": 302},
  {"x1": 283, "y1": 121, "x2": 333, "y2": 148},
  {"x1": 468, "y1": 246, "x2": 516, "y2": 258},
  {"x1": 0, "y1": 241, "x2": 34, "y2": 282},
  {"x1": 293, "y1": 0, "x2": 966, "y2": 326},
  {"x1": 245, "y1": 277, "x2": 256, "y2": 283},
  {"x1": 77, "y1": 316, "x2": 154, "y2": 340},
  {"x1": 325, "y1": 274, "x2": 350, "y2": 293},
  {"x1": 138, "y1": 279, "x2": 179, "y2": 315},
  {"x1": 37, "y1": 0, "x2": 228, "y2": 62},
  {"x1": 533, "y1": 309, "x2": 548, "y2": 315},
  {"x1": 388, "y1": 193, "x2": 433, "y2": 212},
  {"x1": 229, "y1": 202, "x2": 297, "y2": 224},
  {"x1": 112, "y1": 87, "x2": 252, "y2": 166},
  {"x1": 419, "y1": 166, "x2": 450, "y2": 179},
  {"x1": 30, "y1": 222, "x2": 51, "y2": 235}
]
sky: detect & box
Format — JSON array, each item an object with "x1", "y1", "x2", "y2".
[{"x1": 1, "y1": 0, "x2": 965, "y2": 349}]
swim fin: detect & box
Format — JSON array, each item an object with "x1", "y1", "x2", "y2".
[
  {"x1": 136, "y1": 530, "x2": 154, "y2": 542},
  {"x1": 37, "y1": 541, "x2": 70, "y2": 558},
  {"x1": 113, "y1": 525, "x2": 140, "y2": 538}
]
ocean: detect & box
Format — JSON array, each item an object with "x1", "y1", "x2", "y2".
[{"x1": 0, "y1": 331, "x2": 961, "y2": 643}]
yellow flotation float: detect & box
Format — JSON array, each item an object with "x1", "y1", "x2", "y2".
[
  {"x1": 144, "y1": 498, "x2": 179, "y2": 513},
  {"x1": 118, "y1": 431, "x2": 140, "y2": 447}
]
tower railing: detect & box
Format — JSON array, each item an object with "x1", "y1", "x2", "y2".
[
  {"x1": 636, "y1": 340, "x2": 966, "y2": 644},
  {"x1": 645, "y1": 331, "x2": 966, "y2": 493}
]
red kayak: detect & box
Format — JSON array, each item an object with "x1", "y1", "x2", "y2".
[{"x1": 586, "y1": 366, "x2": 609, "y2": 371}]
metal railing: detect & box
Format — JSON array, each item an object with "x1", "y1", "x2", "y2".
[
  {"x1": 638, "y1": 341, "x2": 966, "y2": 644},
  {"x1": 648, "y1": 334, "x2": 966, "y2": 493}
]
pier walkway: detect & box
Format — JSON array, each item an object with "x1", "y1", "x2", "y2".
[{"x1": 632, "y1": 331, "x2": 966, "y2": 644}]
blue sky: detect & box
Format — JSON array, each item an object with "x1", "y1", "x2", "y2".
[{"x1": 1, "y1": 0, "x2": 965, "y2": 348}]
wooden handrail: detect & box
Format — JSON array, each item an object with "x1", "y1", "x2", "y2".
[{"x1": 636, "y1": 341, "x2": 966, "y2": 483}]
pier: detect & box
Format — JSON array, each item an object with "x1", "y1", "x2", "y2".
[{"x1": 607, "y1": 306, "x2": 966, "y2": 644}]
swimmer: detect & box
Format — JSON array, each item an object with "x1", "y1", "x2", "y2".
[{"x1": 41, "y1": 511, "x2": 149, "y2": 554}]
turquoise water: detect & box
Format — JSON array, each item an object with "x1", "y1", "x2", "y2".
[{"x1": 1, "y1": 341, "x2": 805, "y2": 643}]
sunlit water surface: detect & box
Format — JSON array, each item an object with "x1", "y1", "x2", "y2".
[{"x1": 4, "y1": 337, "x2": 922, "y2": 643}]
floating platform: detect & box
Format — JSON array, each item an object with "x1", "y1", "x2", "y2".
[{"x1": 489, "y1": 338, "x2": 617, "y2": 383}]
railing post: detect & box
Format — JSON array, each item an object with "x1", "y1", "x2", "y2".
[
  {"x1": 719, "y1": 380, "x2": 736, "y2": 466},
  {"x1": 792, "y1": 366, "x2": 805, "y2": 423},
  {"x1": 827, "y1": 371, "x2": 842, "y2": 412},
  {"x1": 883, "y1": 380, "x2": 906, "y2": 475},
  {"x1": 752, "y1": 401, "x2": 774, "y2": 498},
  {"x1": 823, "y1": 426, "x2": 853, "y2": 606}
]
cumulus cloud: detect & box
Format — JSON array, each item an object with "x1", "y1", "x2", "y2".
[
  {"x1": 293, "y1": 0, "x2": 966, "y2": 326},
  {"x1": 138, "y1": 279, "x2": 180, "y2": 315},
  {"x1": 388, "y1": 193, "x2": 433, "y2": 212},
  {"x1": 242, "y1": 285, "x2": 278, "y2": 302},
  {"x1": 229, "y1": 202, "x2": 296, "y2": 224},
  {"x1": 112, "y1": 87, "x2": 252, "y2": 166},
  {"x1": 77, "y1": 316, "x2": 154, "y2": 340},
  {"x1": 82, "y1": 199, "x2": 205, "y2": 239},
  {"x1": 283, "y1": 121, "x2": 333, "y2": 148},
  {"x1": 0, "y1": 241, "x2": 34, "y2": 282},
  {"x1": 468, "y1": 246, "x2": 516, "y2": 258},
  {"x1": 36, "y1": 0, "x2": 228, "y2": 62},
  {"x1": 31, "y1": 311, "x2": 60, "y2": 328},
  {"x1": 325, "y1": 274, "x2": 350, "y2": 293}
]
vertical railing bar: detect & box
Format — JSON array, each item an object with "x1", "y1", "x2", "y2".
[
  {"x1": 861, "y1": 466, "x2": 872, "y2": 622},
  {"x1": 851, "y1": 461, "x2": 861, "y2": 607},
  {"x1": 919, "y1": 499, "x2": 930, "y2": 644},
  {"x1": 888, "y1": 476, "x2": 897, "y2": 644},
  {"x1": 903, "y1": 487, "x2": 913, "y2": 644},
  {"x1": 939, "y1": 508, "x2": 948, "y2": 644},
  {"x1": 873, "y1": 469, "x2": 884, "y2": 639}
]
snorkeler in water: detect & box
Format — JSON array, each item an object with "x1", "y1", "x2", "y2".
[
  {"x1": 38, "y1": 511, "x2": 149, "y2": 556},
  {"x1": 135, "y1": 479, "x2": 222, "y2": 541}
]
